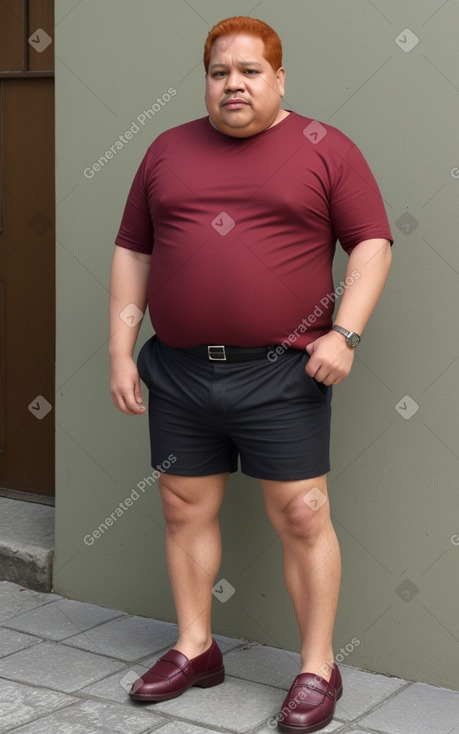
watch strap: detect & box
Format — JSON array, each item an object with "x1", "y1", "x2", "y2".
[{"x1": 332, "y1": 324, "x2": 361, "y2": 347}]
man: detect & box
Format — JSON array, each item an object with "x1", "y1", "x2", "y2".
[{"x1": 109, "y1": 16, "x2": 392, "y2": 733}]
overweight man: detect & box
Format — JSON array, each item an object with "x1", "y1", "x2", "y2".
[{"x1": 109, "y1": 16, "x2": 393, "y2": 733}]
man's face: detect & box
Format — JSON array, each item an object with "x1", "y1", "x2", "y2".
[{"x1": 205, "y1": 34, "x2": 285, "y2": 138}]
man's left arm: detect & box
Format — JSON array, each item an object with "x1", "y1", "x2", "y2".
[{"x1": 305, "y1": 238, "x2": 392, "y2": 385}]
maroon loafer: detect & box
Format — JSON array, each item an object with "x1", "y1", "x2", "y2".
[
  {"x1": 277, "y1": 663, "x2": 343, "y2": 733},
  {"x1": 129, "y1": 639, "x2": 225, "y2": 702}
]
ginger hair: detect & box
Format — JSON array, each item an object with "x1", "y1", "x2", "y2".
[{"x1": 203, "y1": 16, "x2": 283, "y2": 73}]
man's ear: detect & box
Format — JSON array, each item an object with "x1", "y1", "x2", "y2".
[{"x1": 276, "y1": 67, "x2": 286, "y2": 96}]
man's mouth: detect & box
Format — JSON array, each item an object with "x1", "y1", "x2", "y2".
[{"x1": 222, "y1": 98, "x2": 249, "y2": 108}]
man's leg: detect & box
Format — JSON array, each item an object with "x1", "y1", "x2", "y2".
[
  {"x1": 261, "y1": 473, "x2": 341, "y2": 680},
  {"x1": 158, "y1": 472, "x2": 228, "y2": 660}
]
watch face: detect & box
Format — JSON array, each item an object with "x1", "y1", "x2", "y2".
[{"x1": 348, "y1": 332, "x2": 360, "y2": 347}]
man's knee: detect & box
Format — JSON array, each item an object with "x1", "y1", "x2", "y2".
[
  {"x1": 281, "y1": 488, "x2": 331, "y2": 541},
  {"x1": 158, "y1": 473, "x2": 227, "y2": 525},
  {"x1": 159, "y1": 476, "x2": 194, "y2": 524}
]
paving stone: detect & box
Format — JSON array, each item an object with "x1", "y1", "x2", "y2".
[
  {"x1": 223, "y1": 642, "x2": 301, "y2": 689},
  {"x1": 0, "y1": 582, "x2": 456, "y2": 734},
  {"x1": 82, "y1": 636, "x2": 249, "y2": 704},
  {"x1": 222, "y1": 647, "x2": 408, "y2": 723},
  {"x1": 0, "y1": 581, "x2": 61, "y2": 623},
  {"x1": 1, "y1": 598, "x2": 125, "y2": 641},
  {"x1": 5, "y1": 699, "x2": 165, "y2": 733},
  {"x1": 213, "y1": 633, "x2": 249, "y2": 655},
  {"x1": 62, "y1": 614, "x2": 178, "y2": 661},
  {"x1": 0, "y1": 640, "x2": 125, "y2": 693},
  {"x1": 150, "y1": 676, "x2": 289, "y2": 733},
  {"x1": 82, "y1": 649, "x2": 246, "y2": 706},
  {"x1": 0, "y1": 498, "x2": 54, "y2": 591},
  {"x1": 358, "y1": 681, "x2": 459, "y2": 733},
  {"x1": 254, "y1": 676, "x2": 346, "y2": 734},
  {"x1": 84, "y1": 664, "x2": 296, "y2": 730},
  {"x1": 0, "y1": 628, "x2": 41, "y2": 657},
  {"x1": 80, "y1": 661, "x2": 156, "y2": 703},
  {"x1": 255, "y1": 717, "x2": 343, "y2": 733},
  {"x1": 153, "y1": 723, "x2": 228, "y2": 734},
  {"x1": 0, "y1": 679, "x2": 74, "y2": 733},
  {"x1": 333, "y1": 666, "x2": 408, "y2": 722}
]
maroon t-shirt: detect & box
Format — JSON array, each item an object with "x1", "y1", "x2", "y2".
[{"x1": 115, "y1": 111, "x2": 392, "y2": 348}]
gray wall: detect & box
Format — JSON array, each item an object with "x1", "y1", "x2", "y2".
[{"x1": 54, "y1": 0, "x2": 459, "y2": 689}]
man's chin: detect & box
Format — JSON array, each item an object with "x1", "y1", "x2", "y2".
[{"x1": 209, "y1": 115, "x2": 263, "y2": 138}]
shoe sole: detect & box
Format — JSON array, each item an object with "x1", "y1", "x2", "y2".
[
  {"x1": 277, "y1": 685, "x2": 343, "y2": 734},
  {"x1": 129, "y1": 666, "x2": 225, "y2": 702}
]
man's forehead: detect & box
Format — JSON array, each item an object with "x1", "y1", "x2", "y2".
[{"x1": 210, "y1": 34, "x2": 266, "y2": 63}]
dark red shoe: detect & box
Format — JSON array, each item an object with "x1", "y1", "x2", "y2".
[
  {"x1": 277, "y1": 663, "x2": 343, "y2": 733},
  {"x1": 129, "y1": 639, "x2": 225, "y2": 702}
]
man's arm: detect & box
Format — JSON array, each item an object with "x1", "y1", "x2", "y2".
[
  {"x1": 109, "y1": 245, "x2": 152, "y2": 414},
  {"x1": 305, "y1": 238, "x2": 392, "y2": 385}
]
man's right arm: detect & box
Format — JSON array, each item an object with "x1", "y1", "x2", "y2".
[{"x1": 109, "y1": 245, "x2": 152, "y2": 415}]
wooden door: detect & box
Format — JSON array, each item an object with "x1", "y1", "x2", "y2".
[{"x1": 0, "y1": 0, "x2": 55, "y2": 500}]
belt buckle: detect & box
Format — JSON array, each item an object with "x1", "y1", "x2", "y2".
[{"x1": 208, "y1": 345, "x2": 226, "y2": 361}]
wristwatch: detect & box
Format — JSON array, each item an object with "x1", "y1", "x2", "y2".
[{"x1": 331, "y1": 324, "x2": 361, "y2": 348}]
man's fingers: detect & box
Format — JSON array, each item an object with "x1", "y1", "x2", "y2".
[
  {"x1": 111, "y1": 387, "x2": 146, "y2": 415},
  {"x1": 134, "y1": 377, "x2": 144, "y2": 405},
  {"x1": 123, "y1": 391, "x2": 146, "y2": 414},
  {"x1": 305, "y1": 357, "x2": 319, "y2": 378},
  {"x1": 110, "y1": 358, "x2": 146, "y2": 415},
  {"x1": 305, "y1": 358, "x2": 350, "y2": 384}
]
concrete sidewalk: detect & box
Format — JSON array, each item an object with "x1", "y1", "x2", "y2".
[
  {"x1": 0, "y1": 580, "x2": 458, "y2": 734},
  {"x1": 0, "y1": 498, "x2": 54, "y2": 592}
]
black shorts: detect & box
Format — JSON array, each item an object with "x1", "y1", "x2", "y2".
[{"x1": 137, "y1": 336, "x2": 332, "y2": 482}]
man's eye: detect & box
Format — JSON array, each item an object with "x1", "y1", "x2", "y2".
[
  {"x1": 245, "y1": 69, "x2": 258, "y2": 75},
  {"x1": 213, "y1": 71, "x2": 227, "y2": 78}
]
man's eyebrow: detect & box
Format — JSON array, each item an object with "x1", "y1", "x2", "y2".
[{"x1": 209, "y1": 60, "x2": 263, "y2": 70}]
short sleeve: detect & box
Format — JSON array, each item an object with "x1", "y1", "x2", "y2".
[
  {"x1": 115, "y1": 154, "x2": 154, "y2": 254},
  {"x1": 330, "y1": 144, "x2": 393, "y2": 254}
]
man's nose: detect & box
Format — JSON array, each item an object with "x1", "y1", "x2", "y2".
[{"x1": 225, "y1": 70, "x2": 245, "y2": 92}]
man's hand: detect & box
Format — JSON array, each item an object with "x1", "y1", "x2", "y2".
[
  {"x1": 305, "y1": 331, "x2": 355, "y2": 385},
  {"x1": 110, "y1": 355, "x2": 146, "y2": 415}
]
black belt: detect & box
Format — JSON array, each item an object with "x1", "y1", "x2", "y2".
[{"x1": 180, "y1": 344, "x2": 276, "y2": 362}]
